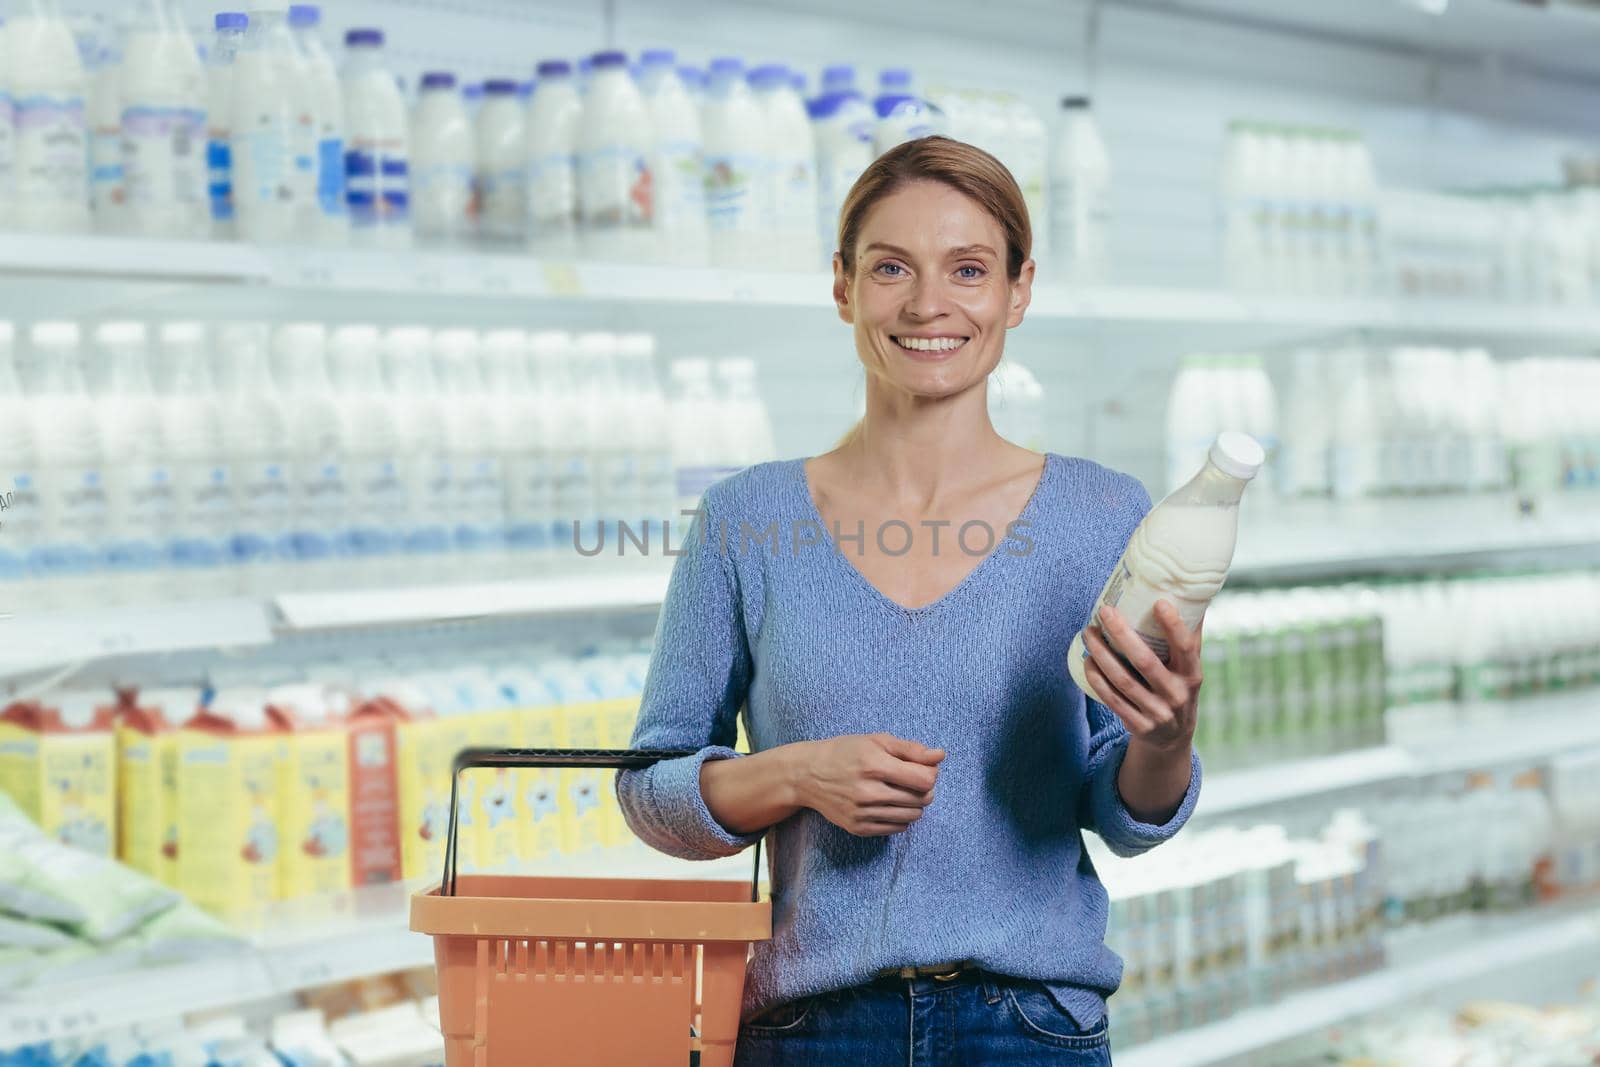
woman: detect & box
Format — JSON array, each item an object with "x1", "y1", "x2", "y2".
[{"x1": 617, "y1": 136, "x2": 1204, "y2": 1066}]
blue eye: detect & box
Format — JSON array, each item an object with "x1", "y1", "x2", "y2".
[
  {"x1": 875, "y1": 262, "x2": 905, "y2": 276},
  {"x1": 957, "y1": 265, "x2": 984, "y2": 279}
]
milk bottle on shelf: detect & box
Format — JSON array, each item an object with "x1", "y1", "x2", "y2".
[
  {"x1": 526, "y1": 60, "x2": 581, "y2": 257},
  {"x1": 214, "y1": 322, "x2": 292, "y2": 596},
  {"x1": 205, "y1": 12, "x2": 247, "y2": 239},
  {"x1": 668, "y1": 358, "x2": 735, "y2": 521},
  {"x1": 822, "y1": 65, "x2": 856, "y2": 95},
  {"x1": 638, "y1": 49, "x2": 708, "y2": 267},
  {"x1": 0, "y1": 325, "x2": 42, "y2": 604},
  {"x1": 160, "y1": 322, "x2": 233, "y2": 599},
  {"x1": 750, "y1": 64, "x2": 819, "y2": 272},
  {"x1": 0, "y1": 24, "x2": 15, "y2": 228},
  {"x1": 1068, "y1": 432, "x2": 1264, "y2": 703},
  {"x1": 576, "y1": 332, "x2": 633, "y2": 555},
  {"x1": 1049, "y1": 96, "x2": 1112, "y2": 285},
  {"x1": 87, "y1": 31, "x2": 125, "y2": 232},
  {"x1": 289, "y1": 5, "x2": 347, "y2": 245},
  {"x1": 25, "y1": 322, "x2": 106, "y2": 606},
  {"x1": 434, "y1": 328, "x2": 505, "y2": 575},
  {"x1": 531, "y1": 330, "x2": 596, "y2": 559},
  {"x1": 810, "y1": 88, "x2": 874, "y2": 256},
  {"x1": 578, "y1": 50, "x2": 653, "y2": 262},
  {"x1": 118, "y1": 0, "x2": 206, "y2": 239},
  {"x1": 274, "y1": 323, "x2": 349, "y2": 591},
  {"x1": 330, "y1": 324, "x2": 403, "y2": 586},
  {"x1": 476, "y1": 78, "x2": 527, "y2": 245},
  {"x1": 872, "y1": 68, "x2": 938, "y2": 155},
  {"x1": 231, "y1": 8, "x2": 300, "y2": 243},
  {"x1": 618, "y1": 332, "x2": 674, "y2": 549},
  {"x1": 92, "y1": 321, "x2": 172, "y2": 604},
  {"x1": 482, "y1": 329, "x2": 549, "y2": 572},
  {"x1": 702, "y1": 57, "x2": 769, "y2": 269},
  {"x1": 342, "y1": 28, "x2": 410, "y2": 248},
  {"x1": 410, "y1": 72, "x2": 475, "y2": 245},
  {"x1": 8, "y1": 0, "x2": 90, "y2": 233},
  {"x1": 382, "y1": 326, "x2": 452, "y2": 580}
]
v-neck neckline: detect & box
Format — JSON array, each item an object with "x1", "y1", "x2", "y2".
[{"x1": 793, "y1": 452, "x2": 1056, "y2": 618}]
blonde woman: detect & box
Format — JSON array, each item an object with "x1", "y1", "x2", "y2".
[{"x1": 619, "y1": 136, "x2": 1204, "y2": 1065}]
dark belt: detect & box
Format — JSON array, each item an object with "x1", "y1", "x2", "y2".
[{"x1": 871, "y1": 960, "x2": 979, "y2": 982}]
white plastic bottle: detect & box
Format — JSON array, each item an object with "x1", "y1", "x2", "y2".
[
  {"x1": 1050, "y1": 96, "x2": 1112, "y2": 285},
  {"x1": 638, "y1": 49, "x2": 708, "y2": 266},
  {"x1": 716, "y1": 357, "x2": 777, "y2": 466},
  {"x1": 119, "y1": 0, "x2": 207, "y2": 239},
  {"x1": 701, "y1": 57, "x2": 770, "y2": 269},
  {"x1": 1331, "y1": 349, "x2": 1380, "y2": 500},
  {"x1": 531, "y1": 330, "x2": 596, "y2": 560},
  {"x1": 810, "y1": 89, "x2": 874, "y2": 258},
  {"x1": 475, "y1": 78, "x2": 527, "y2": 245},
  {"x1": 872, "y1": 68, "x2": 937, "y2": 155},
  {"x1": 618, "y1": 332, "x2": 674, "y2": 553},
  {"x1": 482, "y1": 329, "x2": 550, "y2": 572},
  {"x1": 1068, "y1": 432, "x2": 1265, "y2": 702},
  {"x1": 1279, "y1": 348, "x2": 1332, "y2": 497},
  {"x1": 231, "y1": 8, "x2": 300, "y2": 243},
  {"x1": 26, "y1": 322, "x2": 107, "y2": 605},
  {"x1": 288, "y1": 4, "x2": 347, "y2": 244},
  {"x1": 330, "y1": 324, "x2": 403, "y2": 585},
  {"x1": 576, "y1": 331, "x2": 631, "y2": 557},
  {"x1": 9, "y1": 0, "x2": 90, "y2": 233},
  {"x1": 214, "y1": 321, "x2": 292, "y2": 595},
  {"x1": 87, "y1": 33, "x2": 125, "y2": 233},
  {"x1": 274, "y1": 322, "x2": 349, "y2": 589},
  {"x1": 159, "y1": 322, "x2": 233, "y2": 597},
  {"x1": 578, "y1": 50, "x2": 653, "y2": 262},
  {"x1": 0, "y1": 22, "x2": 15, "y2": 229},
  {"x1": 91, "y1": 321, "x2": 172, "y2": 603},
  {"x1": 342, "y1": 28, "x2": 410, "y2": 248},
  {"x1": 434, "y1": 328, "x2": 505, "y2": 575},
  {"x1": 205, "y1": 12, "x2": 247, "y2": 239},
  {"x1": 410, "y1": 71, "x2": 475, "y2": 246},
  {"x1": 0, "y1": 324, "x2": 42, "y2": 602},
  {"x1": 750, "y1": 63, "x2": 819, "y2": 272},
  {"x1": 526, "y1": 59, "x2": 581, "y2": 257},
  {"x1": 668, "y1": 358, "x2": 734, "y2": 521},
  {"x1": 382, "y1": 325, "x2": 452, "y2": 579}
]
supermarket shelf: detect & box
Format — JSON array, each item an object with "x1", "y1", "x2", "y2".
[
  {"x1": 1116, "y1": 905, "x2": 1600, "y2": 1067},
  {"x1": 273, "y1": 568, "x2": 673, "y2": 631},
  {"x1": 0, "y1": 848, "x2": 756, "y2": 1047},
  {"x1": 13, "y1": 234, "x2": 1600, "y2": 336},
  {"x1": 1196, "y1": 745, "x2": 1416, "y2": 819},
  {"x1": 0, "y1": 598, "x2": 274, "y2": 677}
]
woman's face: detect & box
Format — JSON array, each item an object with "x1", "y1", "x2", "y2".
[{"x1": 834, "y1": 180, "x2": 1034, "y2": 402}]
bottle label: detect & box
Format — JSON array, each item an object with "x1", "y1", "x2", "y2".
[
  {"x1": 235, "y1": 117, "x2": 293, "y2": 208},
  {"x1": 528, "y1": 151, "x2": 578, "y2": 238},
  {"x1": 90, "y1": 120, "x2": 123, "y2": 214},
  {"x1": 347, "y1": 459, "x2": 402, "y2": 557},
  {"x1": 0, "y1": 93, "x2": 15, "y2": 198},
  {"x1": 453, "y1": 457, "x2": 503, "y2": 553},
  {"x1": 505, "y1": 455, "x2": 553, "y2": 552},
  {"x1": 773, "y1": 155, "x2": 816, "y2": 234},
  {"x1": 317, "y1": 137, "x2": 346, "y2": 218},
  {"x1": 553, "y1": 455, "x2": 597, "y2": 548},
  {"x1": 2, "y1": 472, "x2": 41, "y2": 550},
  {"x1": 14, "y1": 94, "x2": 87, "y2": 207},
  {"x1": 106, "y1": 465, "x2": 175, "y2": 572},
  {"x1": 121, "y1": 105, "x2": 207, "y2": 211},
  {"x1": 170, "y1": 463, "x2": 230, "y2": 569},
  {"x1": 232, "y1": 461, "x2": 290, "y2": 563},
  {"x1": 579, "y1": 144, "x2": 651, "y2": 230},
  {"x1": 346, "y1": 141, "x2": 408, "y2": 227},
  {"x1": 651, "y1": 140, "x2": 704, "y2": 231},
  {"x1": 207, "y1": 138, "x2": 233, "y2": 222},
  {"x1": 480, "y1": 166, "x2": 526, "y2": 238},
  {"x1": 704, "y1": 152, "x2": 759, "y2": 232}
]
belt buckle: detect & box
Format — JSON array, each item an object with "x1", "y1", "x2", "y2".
[{"x1": 930, "y1": 962, "x2": 967, "y2": 982}]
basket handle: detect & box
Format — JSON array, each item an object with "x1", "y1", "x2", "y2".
[{"x1": 443, "y1": 747, "x2": 765, "y2": 904}]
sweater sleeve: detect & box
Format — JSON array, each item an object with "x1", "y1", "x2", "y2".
[
  {"x1": 1074, "y1": 469, "x2": 1202, "y2": 857},
  {"x1": 614, "y1": 496, "x2": 766, "y2": 861}
]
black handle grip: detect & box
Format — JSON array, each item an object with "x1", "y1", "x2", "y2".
[{"x1": 442, "y1": 747, "x2": 765, "y2": 903}]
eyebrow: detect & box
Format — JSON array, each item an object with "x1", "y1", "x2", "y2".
[{"x1": 863, "y1": 241, "x2": 1000, "y2": 259}]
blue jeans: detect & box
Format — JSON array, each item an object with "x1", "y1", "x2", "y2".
[{"x1": 733, "y1": 970, "x2": 1113, "y2": 1066}]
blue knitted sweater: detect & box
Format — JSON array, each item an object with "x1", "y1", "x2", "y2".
[{"x1": 616, "y1": 453, "x2": 1202, "y2": 1028}]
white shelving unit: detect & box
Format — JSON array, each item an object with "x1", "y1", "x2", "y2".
[{"x1": 1115, "y1": 905, "x2": 1600, "y2": 1067}]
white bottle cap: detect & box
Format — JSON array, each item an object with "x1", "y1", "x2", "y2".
[
  {"x1": 1209, "y1": 431, "x2": 1265, "y2": 480},
  {"x1": 94, "y1": 321, "x2": 148, "y2": 347},
  {"x1": 528, "y1": 329, "x2": 572, "y2": 357},
  {"x1": 30, "y1": 321, "x2": 81, "y2": 348}
]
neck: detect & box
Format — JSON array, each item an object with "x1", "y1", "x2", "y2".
[{"x1": 842, "y1": 375, "x2": 1016, "y2": 506}]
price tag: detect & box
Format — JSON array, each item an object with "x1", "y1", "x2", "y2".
[{"x1": 541, "y1": 262, "x2": 582, "y2": 296}]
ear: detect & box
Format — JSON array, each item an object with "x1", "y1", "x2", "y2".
[
  {"x1": 1006, "y1": 258, "x2": 1036, "y2": 329},
  {"x1": 832, "y1": 252, "x2": 854, "y2": 326}
]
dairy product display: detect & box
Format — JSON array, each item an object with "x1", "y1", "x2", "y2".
[
  {"x1": 117, "y1": 0, "x2": 206, "y2": 239},
  {"x1": 0, "y1": 317, "x2": 773, "y2": 605},
  {"x1": 473, "y1": 78, "x2": 525, "y2": 245},
  {"x1": 409, "y1": 71, "x2": 474, "y2": 246},
  {"x1": 525, "y1": 59, "x2": 581, "y2": 256},
  {"x1": 7, "y1": 0, "x2": 90, "y2": 233},
  {"x1": 749, "y1": 63, "x2": 819, "y2": 271},
  {"x1": 637, "y1": 48, "x2": 707, "y2": 266},
  {"x1": 204, "y1": 11, "x2": 246, "y2": 239},
  {"x1": 700, "y1": 56, "x2": 769, "y2": 268},
  {"x1": 1069, "y1": 431, "x2": 1265, "y2": 703},
  {"x1": 576, "y1": 50, "x2": 652, "y2": 262},
  {"x1": 230, "y1": 7, "x2": 301, "y2": 243},
  {"x1": 289, "y1": 4, "x2": 347, "y2": 245},
  {"x1": 341, "y1": 28, "x2": 409, "y2": 248}
]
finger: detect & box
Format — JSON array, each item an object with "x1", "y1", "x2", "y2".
[
  {"x1": 1155, "y1": 600, "x2": 1201, "y2": 674},
  {"x1": 1099, "y1": 606, "x2": 1188, "y2": 709},
  {"x1": 859, "y1": 805, "x2": 924, "y2": 824},
  {"x1": 856, "y1": 820, "x2": 914, "y2": 837},
  {"x1": 883, "y1": 735, "x2": 946, "y2": 765},
  {"x1": 1085, "y1": 626, "x2": 1174, "y2": 724},
  {"x1": 864, "y1": 782, "x2": 935, "y2": 809},
  {"x1": 876, "y1": 758, "x2": 940, "y2": 794},
  {"x1": 1085, "y1": 659, "x2": 1154, "y2": 735}
]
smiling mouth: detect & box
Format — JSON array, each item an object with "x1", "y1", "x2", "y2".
[{"x1": 891, "y1": 335, "x2": 970, "y2": 353}]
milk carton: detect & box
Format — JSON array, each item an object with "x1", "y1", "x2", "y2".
[
  {"x1": 499, "y1": 666, "x2": 564, "y2": 867},
  {"x1": 542, "y1": 658, "x2": 609, "y2": 856},
  {"x1": 177, "y1": 691, "x2": 282, "y2": 913},
  {"x1": 0, "y1": 691, "x2": 117, "y2": 855},
  {"x1": 1069, "y1": 432, "x2": 1265, "y2": 704},
  {"x1": 449, "y1": 670, "x2": 526, "y2": 874},
  {"x1": 116, "y1": 686, "x2": 194, "y2": 886},
  {"x1": 342, "y1": 697, "x2": 405, "y2": 887},
  {"x1": 382, "y1": 679, "x2": 457, "y2": 883},
  {"x1": 266, "y1": 684, "x2": 352, "y2": 900}
]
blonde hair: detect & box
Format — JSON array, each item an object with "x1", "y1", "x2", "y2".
[{"x1": 833, "y1": 136, "x2": 1033, "y2": 448}]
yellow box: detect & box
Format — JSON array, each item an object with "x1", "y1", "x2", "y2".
[
  {"x1": 276, "y1": 724, "x2": 352, "y2": 900},
  {"x1": 397, "y1": 713, "x2": 471, "y2": 883},
  {"x1": 595, "y1": 696, "x2": 642, "y2": 848},
  {"x1": 1, "y1": 698, "x2": 117, "y2": 856},
  {"x1": 116, "y1": 704, "x2": 179, "y2": 884},
  {"x1": 556, "y1": 700, "x2": 609, "y2": 857},
  {"x1": 176, "y1": 711, "x2": 282, "y2": 916},
  {"x1": 516, "y1": 700, "x2": 566, "y2": 867},
  {"x1": 462, "y1": 705, "x2": 525, "y2": 874}
]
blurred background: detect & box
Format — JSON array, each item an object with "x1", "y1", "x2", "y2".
[{"x1": 2, "y1": 0, "x2": 1600, "y2": 1064}]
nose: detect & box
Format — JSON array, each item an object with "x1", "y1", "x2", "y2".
[{"x1": 903, "y1": 274, "x2": 952, "y2": 322}]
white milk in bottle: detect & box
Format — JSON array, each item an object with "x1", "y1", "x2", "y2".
[
  {"x1": 0, "y1": 22, "x2": 15, "y2": 228},
  {"x1": 475, "y1": 78, "x2": 526, "y2": 245},
  {"x1": 433, "y1": 328, "x2": 505, "y2": 576},
  {"x1": 25, "y1": 322, "x2": 106, "y2": 606},
  {"x1": 750, "y1": 64, "x2": 819, "y2": 272},
  {"x1": 87, "y1": 30, "x2": 125, "y2": 232},
  {"x1": 618, "y1": 332, "x2": 674, "y2": 550},
  {"x1": 810, "y1": 88, "x2": 874, "y2": 258},
  {"x1": 0, "y1": 324, "x2": 42, "y2": 604},
  {"x1": 578, "y1": 50, "x2": 653, "y2": 262},
  {"x1": 119, "y1": 0, "x2": 207, "y2": 239},
  {"x1": 342, "y1": 28, "x2": 410, "y2": 247},
  {"x1": 1068, "y1": 432, "x2": 1264, "y2": 703},
  {"x1": 382, "y1": 326, "x2": 452, "y2": 580},
  {"x1": 701, "y1": 57, "x2": 769, "y2": 269},
  {"x1": 231, "y1": 7, "x2": 299, "y2": 242},
  {"x1": 289, "y1": 4, "x2": 347, "y2": 244},
  {"x1": 526, "y1": 59, "x2": 580, "y2": 257},
  {"x1": 160, "y1": 321, "x2": 233, "y2": 598},
  {"x1": 205, "y1": 12, "x2": 247, "y2": 239},
  {"x1": 483, "y1": 329, "x2": 550, "y2": 571},
  {"x1": 872, "y1": 68, "x2": 937, "y2": 155},
  {"x1": 531, "y1": 331, "x2": 596, "y2": 560},
  {"x1": 410, "y1": 71, "x2": 474, "y2": 245},
  {"x1": 1049, "y1": 96, "x2": 1112, "y2": 285},
  {"x1": 274, "y1": 322, "x2": 349, "y2": 590},
  {"x1": 330, "y1": 324, "x2": 403, "y2": 585},
  {"x1": 214, "y1": 321, "x2": 292, "y2": 595},
  {"x1": 9, "y1": 0, "x2": 90, "y2": 233},
  {"x1": 91, "y1": 321, "x2": 173, "y2": 603},
  {"x1": 638, "y1": 48, "x2": 708, "y2": 266}
]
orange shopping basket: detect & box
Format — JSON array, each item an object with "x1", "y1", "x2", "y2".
[{"x1": 410, "y1": 747, "x2": 772, "y2": 1067}]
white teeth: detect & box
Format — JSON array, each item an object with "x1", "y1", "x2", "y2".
[{"x1": 895, "y1": 336, "x2": 967, "y2": 352}]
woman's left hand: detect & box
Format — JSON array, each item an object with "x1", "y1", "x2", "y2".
[{"x1": 1082, "y1": 600, "x2": 1202, "y2": 752}]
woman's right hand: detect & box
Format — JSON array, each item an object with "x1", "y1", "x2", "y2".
[{"x1": 795, "y1": 733, "x2": 945, "y2": 836}]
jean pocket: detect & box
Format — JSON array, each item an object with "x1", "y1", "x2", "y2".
[
  {"x1": 1001, "y1": 982, "x2": 1111, "y2": 1051},
  {"x1": 740, "y1": 996, "x2": 818, "y2": 1035}
]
